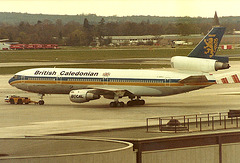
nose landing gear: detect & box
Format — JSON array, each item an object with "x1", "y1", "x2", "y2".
[{"x1": 38, "y1": 94, "x2": 45, "y2": 105}]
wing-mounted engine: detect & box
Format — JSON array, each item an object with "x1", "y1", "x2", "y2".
[
  {"x1": 171, "y1": 56, "x2": 230, "y2": 73},
  {"x1": 69, "y1": 89, "x2": 100, "y2": 103}
]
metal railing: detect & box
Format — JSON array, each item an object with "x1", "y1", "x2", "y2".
[{"x1": 146, "y1": 111, "x2": 240, "y2": 133}]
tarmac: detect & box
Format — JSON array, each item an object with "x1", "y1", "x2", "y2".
[
  {"x1": 0, "y1": 137, "x2": 128, "y2": 157},
  {"x1": 0, "y1": 61, "x2": 240, "y2": 138}
]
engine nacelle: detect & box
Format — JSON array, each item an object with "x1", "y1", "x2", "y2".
[
  {"x1": 69, "y1": 89, "x2": 100, "y2": 103},
  {"x1": 171, "y1": 56, "x2": 230, "y2": 73}
]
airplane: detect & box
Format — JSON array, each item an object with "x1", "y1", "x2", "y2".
[{"x1": 8, "y1": 26, "x2": 230, "y2": 107}]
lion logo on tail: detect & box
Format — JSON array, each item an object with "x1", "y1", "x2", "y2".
[{"x1": 204, "y1": 35, "x2": 218, "y2": 58}]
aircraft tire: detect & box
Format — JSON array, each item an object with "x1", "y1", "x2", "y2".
[
  {"x1": 110, "y1": 102, "x2": 117, "y2": 107},
  {"x1": 127, "y1": 100, "x2": 145, "y2": 106},
  {"x1": 39, "y1": 100, "x2": 45, "y2": 105},
  {"x1": 118, "y1": 102, "x2": 124, "y2": 107},
  {"x1": 138, "y1": 100, "x2": 145, "y2": 105},
  {"x1": 127, "y1": 101, "x2": 134, "y2": 106},
  {"x1": 110, "y1": 102, "x2": 124, "y2": 107}
]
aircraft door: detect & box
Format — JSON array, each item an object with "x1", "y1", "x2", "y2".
[
  {"x1": 21, "y1": 75, "x2": 25, "y2": 83},
  {"x1": 103, "y1": 72, "x2": 110, "y2": 85},
  {"x1": 165, "y1": 77, "x2": 171, "y2": 86},
  {"x1": 103, "y1": 77, "x2": 109, "y2": 85},
  {"x1": 56, "y1": 76, "x2": 62, "y2": 84}
]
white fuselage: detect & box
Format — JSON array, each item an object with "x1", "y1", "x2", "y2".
[{"x1": 9, "y1": 68, "x2": 216, "y2": 97}]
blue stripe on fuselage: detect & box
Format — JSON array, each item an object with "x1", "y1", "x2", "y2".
[{"x1": 9, "y1": 75, "x2": 216, "y2": 85}]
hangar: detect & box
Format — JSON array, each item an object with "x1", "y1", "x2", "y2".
[{"x1": 96, "y1": 35, "x2": 160, "y2": 46}]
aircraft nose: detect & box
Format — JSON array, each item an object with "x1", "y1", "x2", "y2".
[{"x1": 8, "y1": 77, "x2": 15, "y2": 85}]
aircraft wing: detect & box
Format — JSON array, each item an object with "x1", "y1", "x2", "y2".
[
  {"x1": 88, "y1": 86, "x2": 134, "y2": 98},
  {"x1": 178, "y1": 75, "x2": 209, "y2": 85}
]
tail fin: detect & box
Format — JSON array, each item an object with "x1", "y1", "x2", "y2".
[{"x1": 188, "y1": 27, "x2": 228, "y2": 63}]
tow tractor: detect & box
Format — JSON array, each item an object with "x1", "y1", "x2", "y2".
[{"x1": 4, "y1": 95, "x2": 41, "y2": 105}]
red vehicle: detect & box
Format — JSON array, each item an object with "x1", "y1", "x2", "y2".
[
  {"x1": 10, "y1": 44, "x2": 26, "y2": 50},
  {"x1": 34, "y1": 44, "x2": 45, "y2": 49},
  {"x1": 25, "y1": 44, "x2": 35, "y2": 49},
  {"x1": 10, "y1": 44, "x2": 59, "y2": 50},
  {"x1": 44, "y1": 44, "x2": 58, "y2": 49}
]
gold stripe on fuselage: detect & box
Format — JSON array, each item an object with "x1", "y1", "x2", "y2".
[{"x1": 10, "y1": 79, "x2": 215, "y2": 87}]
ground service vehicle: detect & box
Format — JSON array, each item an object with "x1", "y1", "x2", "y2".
[{"x1": 5, "y1": 95, "x2": 39, "y2": 105}]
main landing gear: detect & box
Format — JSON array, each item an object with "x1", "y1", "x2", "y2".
[
  {"x1": 38, "y1": 94, "x2": 45, "y2": 105},
  {"x1": 109, "y1": 96, "x2": 145, "y2": 107},
  {"x1": 127, "y1": 99, "x2": 145, "y2": 106},
  {"x1": 110, "y1": 101, "x2": 124, "y2": 107},
  {"x1": 127, "y1": 96, "x2": 145, "y2": 106},
  {"x1": 109, "y1": 94, "x2": 125, "y2": 107}
]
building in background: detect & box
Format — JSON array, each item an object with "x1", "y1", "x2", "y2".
[
  {"x1": 95, "y1": 35, "x2": 161, "y2": 46},
  {"x1": 0, "y1": 39, "x2": 18, "y2": 50}
]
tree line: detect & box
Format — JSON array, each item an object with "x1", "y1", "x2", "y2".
[{"x1": 0, "y1": 18, "x2": 238, "y2": 46}]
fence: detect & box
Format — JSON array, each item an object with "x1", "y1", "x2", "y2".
[{"x1": 146, "y1": 110, "x2": 240, "y2": 133}]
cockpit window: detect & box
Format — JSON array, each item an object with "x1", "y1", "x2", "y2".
[{"x1": 13, "y1": 75, "x2": 19, "y2": 79}]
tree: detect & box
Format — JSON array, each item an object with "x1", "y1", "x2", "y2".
[
  {"x1": 83, "y1": 18, "x2": 90, "y2": 30},
  {"x1": 83, "y1": 18, "x2": 94, "y2": 46},
  {"x1": 96, "y1": 18, "x2": 106, "y2": 46},
  {"x1": 67, "y1": 28, "x2": 89, "y2": 46},
  {"x1": 18, "y1": 32, "x2": 31, "y2": 43},
  {"x1": 177, "y1": 23, "x2": 192, "y2": 36},
  {"x1": 56, "y1": 19, "x2": 63, "y2": 39}
]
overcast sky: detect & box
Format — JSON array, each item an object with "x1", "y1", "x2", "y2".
[{"x1": 1, "y1": 0, "x2": 239, "y2": 17}]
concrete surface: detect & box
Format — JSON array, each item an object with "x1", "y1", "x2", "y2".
[
  {"x1": 0, "y1": 61, "x2": 240, "y2": 138},
  {"x1": 0, "y1": 62, "x2": 79, "y2": 67},
  {"x1": 0, "y1": 137, "x2": 135, "y2": 163},
  {"x1": 0, "y1": 138, "x2": 129, "y2": 156}
]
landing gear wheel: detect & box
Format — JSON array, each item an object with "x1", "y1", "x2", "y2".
[
  {"x1": 127, "y1": 99, "x2": 145, "y2": 106},
  {"x1": 118, "y1": 102, "x2": 125, "y2": 107},
  {"x1": 38, "y1": 94, "x2": 45, "y2": 105},
  {"x1": 138, "y1": 100, "x2": 145, "y2": 105},
  {"x1": 110, "y1": 101, "x2": 124, "y2": 107},
  {"x1": 39, "y1": 100, "x2": 45, "y2": 105},
  {"x1": 110, "y1": 102, "x2": 117, "y2": 107},
  {"x1": 127, "y1": 101, "x2": 134, "y2": 106}
]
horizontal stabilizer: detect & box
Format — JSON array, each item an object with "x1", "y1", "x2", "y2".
[
  {"x1": 212, "y1": 55, "x2": 229, "y2": 63},
  {"x1": 215, "y1": 73, "x2": 240, "y2": 84}
]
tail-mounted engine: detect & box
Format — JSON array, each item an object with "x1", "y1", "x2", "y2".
[
  {"x1": 69, "y1": 89, "x2": 100, "y2": 103},
  {"x1": 171, "y1": 56, "x2": 230, "y2": 73}
]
